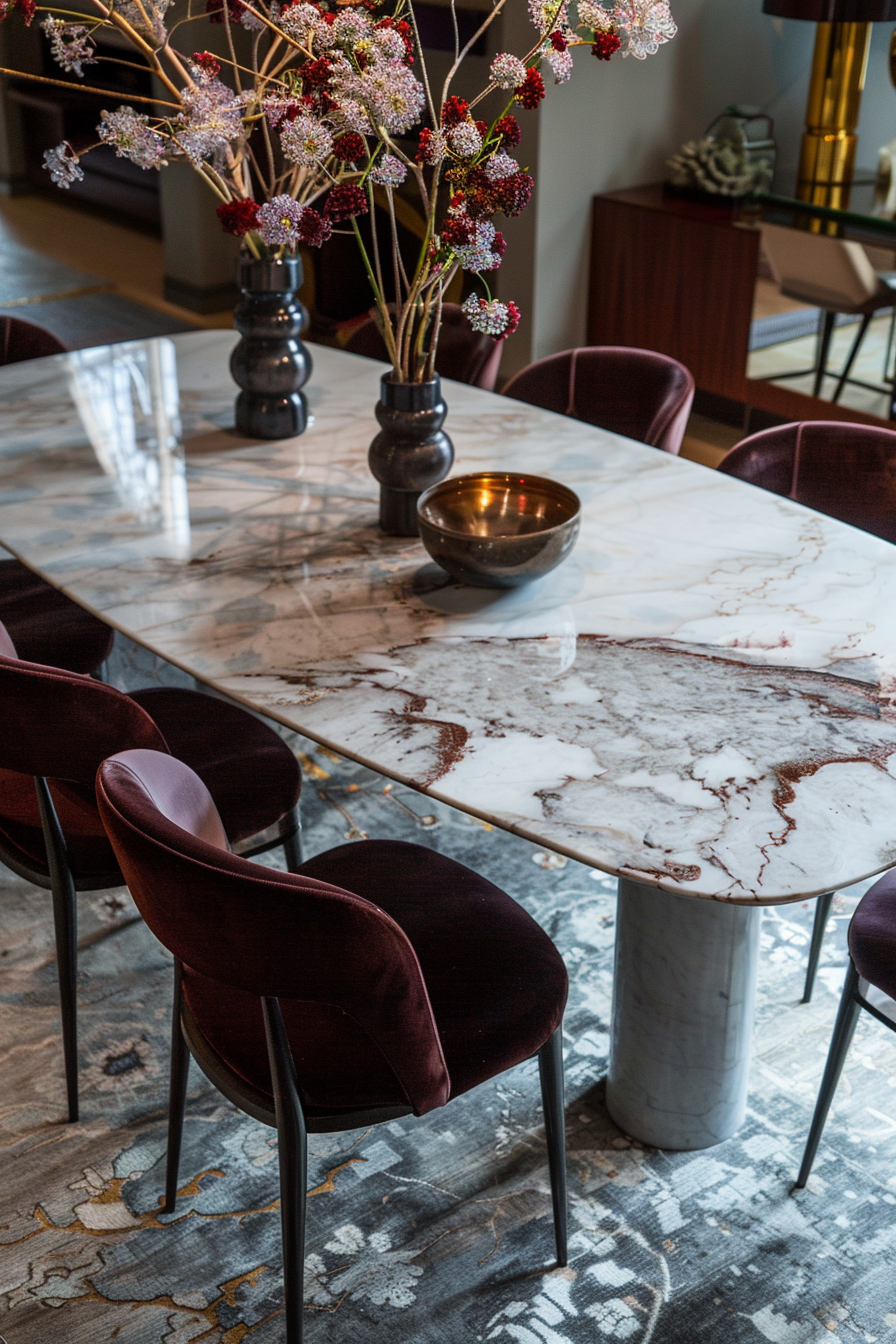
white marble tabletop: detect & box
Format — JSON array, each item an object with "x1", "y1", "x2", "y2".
[{"x1": 2, "y1": 330, "x2": 896, "y2": 904}]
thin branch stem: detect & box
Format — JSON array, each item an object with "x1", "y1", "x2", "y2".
[{"x1": 0, "y1": 65, "x2": 181, "y2": 106}]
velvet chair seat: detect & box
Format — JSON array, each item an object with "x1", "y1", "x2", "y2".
[
  {"x1": 128, "y1": 688, "x2": 300, "y2": 846},
  {"x1": 183, "y1": 839, "x2": 567, "y2": 1114},
  {"x1": 0, "y1": 626, "x2": 302, "y2": 1121},
  {"x1": 848, "y1": 868, "x2": 896, "y2": 1000},
  {"x1": 0, "y1": 684, "x2": 301, "y2": 884},
  {"x1": 0, "y1": 558, "x2": 114, "y2": 674},
  {"x1": 96, "y1": 749, "x2": 569, "y2": 1341},
  {"x1": 502, "y1": 346, "x2": 696, "y2": 455}
]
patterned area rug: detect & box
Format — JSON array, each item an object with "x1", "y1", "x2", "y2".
[{"x1": 2, "y1": 637, "x2": 896, "y2": 1343}]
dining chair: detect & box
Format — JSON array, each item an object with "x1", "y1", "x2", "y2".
[
  {"x1": 794, "y1": 868, "x2": 896, "y2": 1189},
  {"x1": 759, "y1": 223, "x2": 896, "y2": 409},
  {"x1": 502, "y1": 346, "x2": 695, "y2": 455},
  {"x1": 0, "y1": 557, "x2": 114, "y2": 675},
  {"x1": 95, "y1": 747, "x2": 569, "y2": 1343},
  {"x1": 0, "y1": 315, "x2": 66, "y2": 366},
  {"x1": 720, "y1": 417, "x2": 896, "y2": 1000},
  {"x1": 0, "y1": 623, "x2": 302, "y2": 1122},
  {"x1": 343, "y1": 303, "x2": 505, "y2": 391}
]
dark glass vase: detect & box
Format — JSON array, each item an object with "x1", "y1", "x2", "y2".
[
  {"x1": 368, "y1": 374, "x2": 454, "y2": 536},
  {"x1": 230, "y1": 255, "x2": 312, "y2": 440}
]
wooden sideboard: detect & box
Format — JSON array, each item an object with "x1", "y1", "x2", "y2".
[{"x1": 588, "y1": 183, "x2": 892, "y2": 429}]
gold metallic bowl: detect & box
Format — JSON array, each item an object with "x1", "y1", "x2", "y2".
[{"x1": 416, "y1": 471, "x2": 581, "y2": 588}]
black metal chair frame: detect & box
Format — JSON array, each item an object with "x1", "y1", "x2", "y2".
[
  {"x1": 164, "y1": 960, "x2": 568, "y2": 1344},
  {"x1": 0, "y1": 779, "x2": 301, "y2": 1123},
  {"x1": 794, "y1": 957, "x2": 896, "y2": 1190},
  {"x1": 757, "y1": 304, "x2": 896, "y2": 417}
]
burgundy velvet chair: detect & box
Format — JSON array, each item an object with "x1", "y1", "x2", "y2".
[
  {"x1": 502, "y1": 346, "x2": 696, "y2": 454},
  {"x1": 719, "y1": 420, "x2": 896, "y2": 545},
  {"x1": 0, "y1": 315, "x2": 66, "y2": 366},
  {"x1": 343, "y1": 303, "x2": 504, "y2": 391},
  {"x1": 720, "y1": 418, "x2": 896, "y2": 1002},
  {"x1": 0, "y1": 558, "x2": 114, "y2": 675},
  {"x1": 794, "y1": 868, "x2": 896, "y2": 1189},
  {"x1": 96, "y1": 748, "x2": 569, "y2": 1344},
  {"x1": 0, "y1": 623, "x2": 302, "y2": 1122}
]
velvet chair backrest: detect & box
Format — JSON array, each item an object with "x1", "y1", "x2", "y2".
[
  {"x1": 0, "y1": 316, "x2": 67, "y2": 366},
  {"x1": 719, "y1": 421, "x2": 896, "y2": 545},
  {"x1": 96, "y1": 749, "x2": 451, "y2": 1114},
  {"x1": 503, "y1": 346, "x2": 695, "y2": 455},
  {"x1": 0, "y1": 620, "x2": 168, "y2": 786},
  {"x1": 344, "y1": 304, "x2": 504, "y2": 391}
]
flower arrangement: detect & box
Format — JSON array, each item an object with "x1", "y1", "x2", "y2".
[{"x1": 1, "y1": 0, "x2": 675, "y2": 381}]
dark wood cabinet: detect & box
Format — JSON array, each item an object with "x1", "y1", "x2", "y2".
[
  {"x1": 587, "y1": 182, "x2": 891, "y2": 428},
  {"x1": 588, "y1": 184, "x2": 758, "y2": 404}
]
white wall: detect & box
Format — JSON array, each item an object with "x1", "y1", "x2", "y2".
[{"x1": 495, "y1": 0, "x2": 896, "y2": 375}]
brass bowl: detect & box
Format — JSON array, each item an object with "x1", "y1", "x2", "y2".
[{"x1": 416, "y1": 471, "x2": 581, "y2": 588}]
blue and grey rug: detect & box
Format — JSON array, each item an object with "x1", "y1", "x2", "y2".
[{"x1": 2, "y1": 636, "x2": 895, "y2": 1343}]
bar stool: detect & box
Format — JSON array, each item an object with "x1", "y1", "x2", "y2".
[
  {"x1": 96, "y1": 748, "x2": 569, "y2": 1344},
  {"x1": 503, "y1": 347, "x2": 695, "y2": 455},
  {"x1": 0, "y1": 622, "x2": 302, "y2": 1121}
]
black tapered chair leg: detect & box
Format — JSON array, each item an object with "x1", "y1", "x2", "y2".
[
  {"x1": 538, "y1": 1026, "x2": 567, "y2": 1268},
  {"x1": 813, "y1": 311, "x2": 836, "y2": 398},
  {"x1": 832, "y1": 313, "x2": 871, "y2": 403},
  {"x1": 794, "y1": 959, "x2": 861, "y2": 1190},
  {"x1": 802, "y1": 890, "x2": 835, "y2": 1004},
  {"x1": 165, "y1": 960, "x2": 190, "y2": 1213},
  {"x1": 263, "y1": 997, "x2": 308, "y2": 1344},
  {"x1": 282, "y1": 812, "x2": 303, "y2": 873},
  {"x1": 35, "y1": 775, "x2": 79, "y2": 1123}
]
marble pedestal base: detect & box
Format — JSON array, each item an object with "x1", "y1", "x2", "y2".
[{"x1": 606, "y1": 878, "x2": 761, "y2": 1150}]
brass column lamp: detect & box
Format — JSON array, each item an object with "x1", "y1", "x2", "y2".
[{"x1": 763, "y1": 0, "x2": 896, "y2": 209}]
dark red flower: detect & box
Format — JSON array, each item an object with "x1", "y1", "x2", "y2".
[
  {"x1": 415, "y1": 127, "x2": 438, "y2": 164},
  {"x1": 192, "y1": 49, "x2": 221, "y2": 74},
  {"x1": 494, "y1": 171, "x2": 534, "y2": 217},
  {"x1": 303, "y1": 56, "x2": 332, "y2": 87},
  {"x1": 550, "y1": 29, "x2": 567, "y2": 50},
  {"x1": 333, "y1": 131, "x2": 366, "y2": 163},
  {"x1": 440, "y1": 214, "x2": 475, "y2": 249},
  {"x1": 494, "y1": 114, "x2": 521, "y2": 147},
  {"x1": 491, "y1": 230, "x2": 506, "y2": 262},
  {"x1": 498, "y1": 300, "x2": 520, "y2": 341},
  {"x1": 1, "y1": 0, "x2": 37, "y2": 19},
  {"x1": 591, "y1": 31, "x2": 621, "y2": 59},
  {"x1": 515, "y1": 67, "x2": 545, "y2": 110},
  {"x1": 324, "y1": 182, "x2": 368, "y2": 221},
  {"x1": 216, "y1": 199, "x2": 259, "y2": 236},
  {"x1": 475, "y1": 119, "x2": 488, "y2": 138},
  {"x1": 206, "y1": 0, "x2": 246, "y2": 23},
  {"x1": 440, "y1": 96, "x2": 468, "y2": 129},
  {"x1": 297, "y1": 206, "x2": 332, "y2": 247}
]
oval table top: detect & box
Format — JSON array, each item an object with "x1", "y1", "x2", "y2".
[{"x1": 2, "y1": 330, "x2": 896, "y2": 904}]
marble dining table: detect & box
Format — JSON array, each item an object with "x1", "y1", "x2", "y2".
[{"x1": 3, "y1": 330, "x2": 896, "y2": 1153}]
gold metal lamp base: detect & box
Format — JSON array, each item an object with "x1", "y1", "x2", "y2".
[{"x1": 797, "y1": 19, "x2": 872, "y2": 209}]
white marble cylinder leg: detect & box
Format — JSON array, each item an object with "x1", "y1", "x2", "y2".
[{"x1": 606, "y1": 878, "x2": 761, "y2": 1150}]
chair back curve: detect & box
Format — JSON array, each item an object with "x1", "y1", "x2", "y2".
[
  {"x1": 502, "y1": 346, "x2": 695, "y2": 454},
  {"x1": 0, "y1": 621, "x2": 168, "y2": 784},
  {"x1": 96, "y1": 749, "x2": 451, "y2": 1114},
  {"x1": 719, "y1": 420, "x2": 896, "y2": 545}
]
